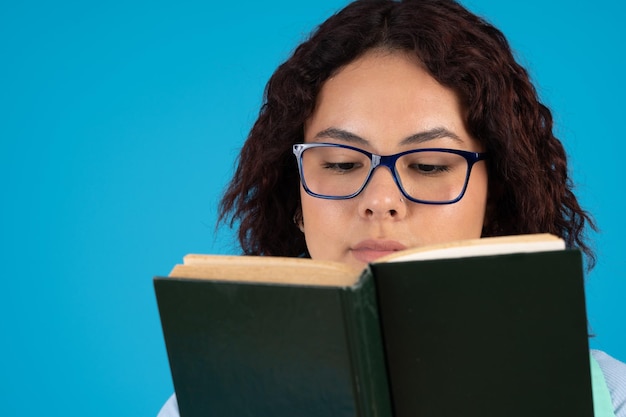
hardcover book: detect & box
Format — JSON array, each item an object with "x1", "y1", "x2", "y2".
[{"x1": 154, "y1": 234, "x2": 593, "y2": 417}]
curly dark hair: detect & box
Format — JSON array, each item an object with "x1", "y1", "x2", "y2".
[{"x1": 219, "y1": 0, "x2": 596, "y2": 266}]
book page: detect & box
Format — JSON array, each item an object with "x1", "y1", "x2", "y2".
[
  {"x1": 167, "y1": 234, "x2": 565, "y2": 286},
  {"x1": 169, "y1": 254, "x2": 360, "y2": 286},
  {"x1": 376, "y1": 234, "x2": 565, "y2": 263}
]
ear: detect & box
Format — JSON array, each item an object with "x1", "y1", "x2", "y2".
[{"x1": 293, "y1": 207, "x2": 304, "y2": 233}]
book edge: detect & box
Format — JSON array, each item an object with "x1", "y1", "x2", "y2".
[{"x1": 374, "y1": 233, "x2": 564, "y2": 263}]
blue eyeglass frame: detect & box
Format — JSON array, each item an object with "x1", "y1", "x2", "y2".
[{"x1": 292, "y1": 142, "x2": 488, "y2": 205}]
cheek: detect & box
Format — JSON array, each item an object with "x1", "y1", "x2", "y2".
[
  {"x1": 300, "y1": 189, "x2": 352, "y2": 260},
  {"x1": 460, "y1": 167, "x2": 489, "y2": 234},
  {"x1": 419, "y1": 168, "x2": 488, "y2": 241},
  {"x1": 414, "y1": 203, "x2": 484, "y2": 243}
]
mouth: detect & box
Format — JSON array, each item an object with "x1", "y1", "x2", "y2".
[{"x1": 351, "y1": 240, "x2": 407, "y2": 264}]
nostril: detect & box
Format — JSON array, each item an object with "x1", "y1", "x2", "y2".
[{"x1": 365, "y1": 208, "x2": 398, "y2": 217}]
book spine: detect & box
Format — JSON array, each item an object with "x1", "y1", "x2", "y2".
[{"x1": 340, "y1": 269, "x2": 393, "y2": 417}]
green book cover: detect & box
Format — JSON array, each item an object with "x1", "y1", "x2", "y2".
[
  {"x1": 154, "y1": 269, "x2": 392, "y2": 417},
  {"x1": 154, "y1": 235, "x2": 593, "y2": 417},
  {"x1": 373, "y1": 249, "x2": 592, "y2": 417}
]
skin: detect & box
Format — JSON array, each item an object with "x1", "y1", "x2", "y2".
[{"x1": 300, "y1": 50, "x2": 489, "y2": 271}]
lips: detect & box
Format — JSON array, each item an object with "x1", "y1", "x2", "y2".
[{"x1": 351, "y1": 239, "x2": 407, "y2": 264}]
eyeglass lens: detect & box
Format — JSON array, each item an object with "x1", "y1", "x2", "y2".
[{"x1": 300, "y1": 146, "x2": 470, "y2": 203}]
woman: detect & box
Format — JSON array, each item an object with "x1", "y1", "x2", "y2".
[{"x1": 159, "y1": 0, "x2": 625, "y2": 415}]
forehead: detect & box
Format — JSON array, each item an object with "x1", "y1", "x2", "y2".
[{"x1": 305, "y1": 50, "x2": 474, "y2": 152}]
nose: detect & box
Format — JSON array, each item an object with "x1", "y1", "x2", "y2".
[{"x1": 357, "y1": 166, "x2": 407, "y2": 220}]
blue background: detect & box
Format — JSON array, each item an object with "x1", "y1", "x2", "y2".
[{"x1": 1, "y1": 1, "x2": 623, "y2": 415}]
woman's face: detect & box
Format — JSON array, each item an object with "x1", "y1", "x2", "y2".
[{"x1": 300, "y1": 50, "x2": 488, "y2": 271}]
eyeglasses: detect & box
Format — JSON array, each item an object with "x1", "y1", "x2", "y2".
[{"x1": 293, "y1": 143, "x2": 487, "y2": 205}]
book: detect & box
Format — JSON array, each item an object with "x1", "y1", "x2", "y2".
[{"x1": 154, "y1": 234, "x2": 594, "y2": 417}]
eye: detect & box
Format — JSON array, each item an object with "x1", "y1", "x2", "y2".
[
  {"x1": 322, "y1": 161, "x2": 364, "y2": 173},
  {"x1": 401, "y1": 151, "x2": 460, "y2": 177},
  {"x1": 411, "y1": 163, "x2": 451, "y2": 174}
]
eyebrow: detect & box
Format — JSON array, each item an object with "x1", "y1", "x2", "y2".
[
  {"x1": 399, "y1": 127, "x2": 463, "y2": 145},
  {"x1": 313, "y1": 127, "x2": 463, "y2": 145},
  {"x1": 313, "y1": 127, "x2": 368, "y2": 144}
]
